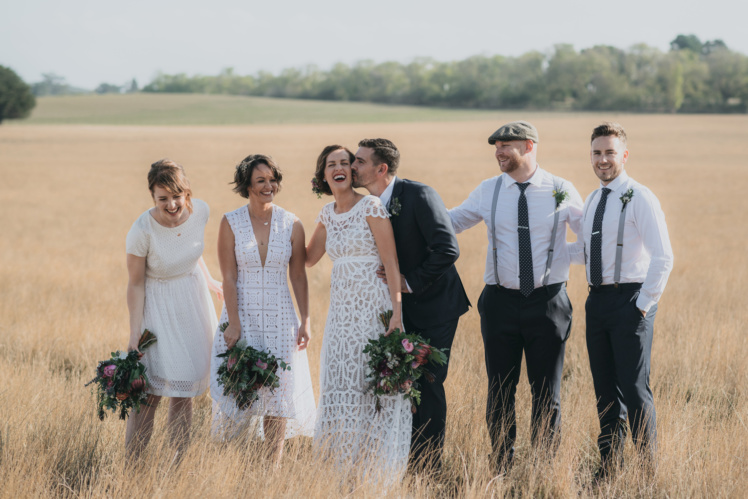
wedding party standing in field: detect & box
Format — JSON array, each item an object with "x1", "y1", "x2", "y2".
[
  {"x1": 210, "y1": 154, "x2": 316, "y2": 464},
  {"x1": 351, "y1": 138, "x2": 470, "y2": 471},
  {"x1": 124, "y1": 159, "x2": 223, "y2": 459},
  {"x1": 448, "y1": 122, "x2": 583, "y2": 473},
  {"x1": 306, "y1": 145, "x2": 410, "y2": 483},
  {"x1": 576, "y1": 123, "x2": 673, "y2": 478}
]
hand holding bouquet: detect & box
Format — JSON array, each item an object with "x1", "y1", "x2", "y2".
[
  {"x1": 215, "y1": 322, "x2": 290, "y2": 410},
  {"x1": 86, "y1": 329, "x2": 157, "y2": 420},
  {"x1": 363, "y1": 310, "x2": 448, "y2": 412}
]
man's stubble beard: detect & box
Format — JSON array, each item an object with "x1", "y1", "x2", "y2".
[
  {"x1": 351, "y1": 171, "x2": 366, "y2": 189},
  {"x1": 498, "y1": 156, "x2": 520, "y2": 174}
]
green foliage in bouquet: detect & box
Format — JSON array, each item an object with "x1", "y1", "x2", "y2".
[
  {"x1": 363, "y1": 310, "x2": 448, "y2": 412},
  {"x1": 215, "y1": 322, "x2": 290, "y2": 410},
  {"x1": 86, "y1": 329, "x2": 157, "y2": 421}
]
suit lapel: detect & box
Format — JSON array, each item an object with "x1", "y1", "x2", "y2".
[{"x1": 388, "y1": 178, "x2": 404, "y2": 227}]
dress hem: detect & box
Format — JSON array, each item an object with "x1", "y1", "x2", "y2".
[{"x1": 146, "y1": 387, "x2": 208, "y2": 398}]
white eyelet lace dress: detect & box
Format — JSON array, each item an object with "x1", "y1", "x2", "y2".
[
  {"x1": 210, "y1": 204, "x2": 316, "y2": 439},
  {"x1": 313, "y1": 195, "x2": 411, "y2": 484},
  {"x1": 125, "y1": 198, "x2": 217, "y2": 397}
]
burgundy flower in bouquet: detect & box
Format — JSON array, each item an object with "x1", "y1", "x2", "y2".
[
  {"x1": 85, "y1": 329, "x2": 157, "y2": 421},
  {"x1": 363, "y1": 310, "x2": 448, "y2": 412},
  {"x1": 215, "y1": 322, "x2": 290, "y2": 410}
]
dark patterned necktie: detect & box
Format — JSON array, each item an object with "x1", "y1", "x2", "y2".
[
  {"x1": 517, "y1": 182, "x2": 534, "y2": 296},
  {"x1": 590, "y1": 187, "x2": 612, "y2": 287}
]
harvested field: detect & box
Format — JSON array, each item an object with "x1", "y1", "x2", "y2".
[{"x1": 1, "y1": 111, "x2": 746, "y2": 497}]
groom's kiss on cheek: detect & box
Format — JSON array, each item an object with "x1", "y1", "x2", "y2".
[{"x1": 351, "y1": 146, "x2": 386, "y2": 192}]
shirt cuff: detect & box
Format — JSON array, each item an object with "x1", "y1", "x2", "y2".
[
  {"x1": 636, "y1": 291, "x2": 657, "y2": 313},
  {"x1": 567, "y1": 241, "x2": 585, "y2": 265},
  {"x1": 404, "y1": 278, "x2": 413, "y2": 294}
]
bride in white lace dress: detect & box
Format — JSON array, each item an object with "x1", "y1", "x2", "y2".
[{"x1": 306, "y1": 145, "x2": 411, "y2": 484}]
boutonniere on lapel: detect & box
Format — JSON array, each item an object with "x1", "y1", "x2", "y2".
[
  {"x1": 552, "y1": 189, "x2": 569, "y2": 211},
  {"x1": 389, "y1": 197, "x2": 402, "y2": 217},
  {"x1": 619, "y1": 188, "x2": 634, "y2": 211}
]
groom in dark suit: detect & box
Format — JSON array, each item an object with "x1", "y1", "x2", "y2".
[{"x1": 352, "y1": 138, "x2": 470, "y2": 471}]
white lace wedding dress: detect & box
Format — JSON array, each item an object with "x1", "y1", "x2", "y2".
[{"x1": 314, "y1": 195, "x2": 411, "y2": 483}]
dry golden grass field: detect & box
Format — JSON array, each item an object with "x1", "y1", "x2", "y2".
[{"x1": 1, "y1": 108, "x2": 747, "y2": 497}]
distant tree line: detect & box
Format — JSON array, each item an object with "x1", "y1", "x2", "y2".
[
  {"x1": 29, "y1": 74, "x2": 139, "y2": 96},
  {"x1": 142, "y1": 35, "x2": 748, "y2": 113}
]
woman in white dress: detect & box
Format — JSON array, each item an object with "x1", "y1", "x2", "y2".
[
  {"x1": 125, "y1": 159, "x2": 222, "y2": 459},
  {"x1": 306, "y1": 145, "x2": 411, "y2": 483},
  {"x1": 210, "y1": 154, "x2": 316, "y2": 465}
]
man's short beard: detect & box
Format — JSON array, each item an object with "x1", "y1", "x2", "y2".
[{"x1": 499, "y1": 157, "x2": 520, "y2": 174}]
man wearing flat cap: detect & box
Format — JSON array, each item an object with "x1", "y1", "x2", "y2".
[{"x1": 448, "y1": 120, "x2": 583, "y2": 472}]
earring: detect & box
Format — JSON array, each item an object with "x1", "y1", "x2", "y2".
[{"x1": 323, "y1": 179, "x2": 327, "y2": 183}]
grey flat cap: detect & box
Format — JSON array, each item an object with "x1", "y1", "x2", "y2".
[{"x1": 488, "y1": 121, "x2": 539, "y2": 144}]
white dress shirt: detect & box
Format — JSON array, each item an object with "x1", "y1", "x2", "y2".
[
  {"x1": 379, "y1": 176, "x2": 397, "y2": 208},
  {"x1": 573, "y1": 170, "x2": 674, "y2": 312},
  {"x1": 449, "y1": 166, "x2": 583, "y2": 290}
]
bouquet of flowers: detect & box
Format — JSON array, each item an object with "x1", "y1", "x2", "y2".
[
  {"x1": 214, "y1": 322, "x2": 290, "y2": 410},
  {"x1": 363, "y1": 310, "x2": 448, "y2": 412},
  {"x1": 85, "y1": 329, "x2": 157, "y2": 421}
]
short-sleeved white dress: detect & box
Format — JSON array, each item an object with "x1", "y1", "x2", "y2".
[
  {"x1": 126, "y1": 198, "x2": 217, "y2": 397},
  {"x1": 314, "y1": 195, "x2": 411, "y2": 483}
]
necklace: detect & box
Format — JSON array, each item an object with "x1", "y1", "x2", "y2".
[{"x1": 249, "y1": 207, "x2": 272, "y2": 226}]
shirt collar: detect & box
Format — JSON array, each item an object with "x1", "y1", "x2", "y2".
[
  {"x1": 600, "y1": 170, "x2": 630, "y2": 193},
  {"x1": 505, "y1": 165, "x2": 545, "y2": 189},
  {"x1": 379, "y1": 176, "x2": 398, "y2": 207}
]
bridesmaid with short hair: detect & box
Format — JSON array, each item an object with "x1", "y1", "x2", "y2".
[
  {"x1": 210, "y1": 154, "x2": 316, "y2": 465},
  {"x1": 124, "y1": 159, "x2": 222, "y2": 460}
]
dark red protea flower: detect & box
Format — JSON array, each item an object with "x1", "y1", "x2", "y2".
[
  {"x1": 413, "y1": 344, "x2": 432, "y2": 365},
  {"x1": 130, "y1": 377, "x2": 146, "y2": 392}
]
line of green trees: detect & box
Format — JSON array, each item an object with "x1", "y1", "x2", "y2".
[{"x1": 143, "y1": 35, "x2": 748, "y2": 113}]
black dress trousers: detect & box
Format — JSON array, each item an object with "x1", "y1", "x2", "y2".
[
  {"x1": 478, "y1": 282, "x2": 572, "y2": 466},
  {"x1": 407, "y1": 316, "x2": 460, "y2": 469},
  {"x1": 585, "y1": 284, "x2": 657, "y2": 467}
]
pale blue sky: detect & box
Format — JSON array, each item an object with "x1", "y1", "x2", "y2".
[{"x1": 2, "y1": 0, "x2": 746, "y2": 89}]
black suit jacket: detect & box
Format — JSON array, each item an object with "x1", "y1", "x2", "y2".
[{"x1": 388, "y1": 178, "x2": 470, "y2": 330}]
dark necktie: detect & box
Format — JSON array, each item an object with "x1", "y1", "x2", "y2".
[
  {"x1": 517, "y1": 182, "x2": 534, "y2": 296},
  {"x1": 590, "y1": 187, "x2": 612, "y2": 287}
]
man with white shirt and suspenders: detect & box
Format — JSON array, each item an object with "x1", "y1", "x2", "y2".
[
  {"x1": 448, "y1": 121, "x2": 583, "y2": 472},
  {"x1": 579, "y1": 122, "x2": 673, "y2": 478}
]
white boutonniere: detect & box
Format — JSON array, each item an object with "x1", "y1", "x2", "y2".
[
  {"x1": 619, "y1": 188, "x2": 634, "y2": 211},
  {"x1": 552, "y1": 189, "x2": 569, "y2": 210}
]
